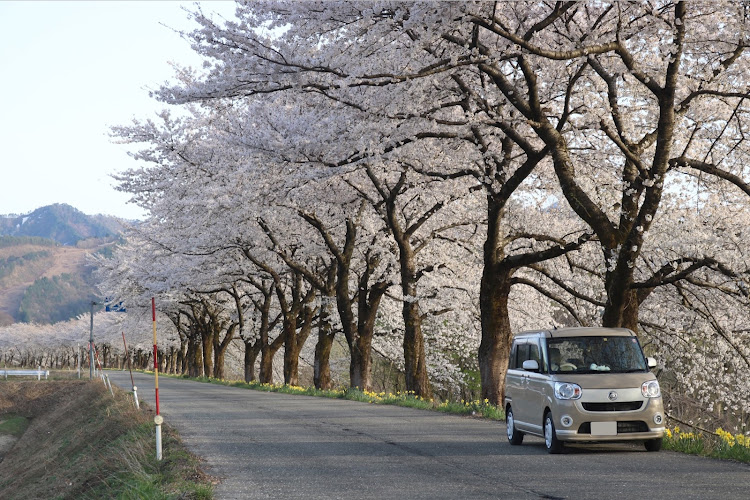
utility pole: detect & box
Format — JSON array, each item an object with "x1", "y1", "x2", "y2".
[{"x1": 89, "y1": 301, "x2": 97, "y2": 379}]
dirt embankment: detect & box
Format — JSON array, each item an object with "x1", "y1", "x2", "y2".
[
  {"x1": 0, "y1": 434, "x2": 16, "y2": 460},
  {"x1": 0, "y1": 381, "x2": 99, "y2": 463},
  {"x1": 0, "y1": 381, "x2": 135, "y2": 498},
  {"x1": 0, "y1": 380, "x2": 212, "y2": 500}
]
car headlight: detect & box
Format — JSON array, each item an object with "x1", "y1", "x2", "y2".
[
  {"x1": 554, "y1": 382, "x2": 582, "y2": 400},
  {"x1": 641, "y1": 380, "x2": 661, "y2": 398}
]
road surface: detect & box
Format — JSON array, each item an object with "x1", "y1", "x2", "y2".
[{"x1": 107, "y1": 372, "x2": 750, "y2": 500}]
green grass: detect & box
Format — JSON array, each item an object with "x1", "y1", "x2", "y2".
[
  {"x1": 79, "y1": 417, "x2": 213, "y2": 500},
  {"x1": 0, "y1": 415, "x2": 29, "y2": 437}
]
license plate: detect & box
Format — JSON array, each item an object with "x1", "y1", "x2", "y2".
[{"x1": 591, "y1": 421, "x2": 617, "y2": 436}]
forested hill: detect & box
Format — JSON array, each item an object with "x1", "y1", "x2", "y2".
[
  {"x1": 0, "y1": 203, "x2": 126, "y2": 246},
  {"x1": 0, "y1": 204, "x2": 128, "y2": 326}
]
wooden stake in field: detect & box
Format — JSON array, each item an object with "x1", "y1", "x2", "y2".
[{"x1": 152, "y1": 297, "x2": 163, "y2": 460}]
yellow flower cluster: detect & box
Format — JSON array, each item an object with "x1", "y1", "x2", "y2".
[
  {"x1": 362, "y1": 389, "x2": 432, "y2": 403},
  {"x1": 716, "y1": 428, "x2": 750, "y2": 448},
  {"x1": 363, "y1": 390, "x2": 387, "y2": 401},
  {"x1": 666, "y1": 426, "x2": 698, "y2": 441},
  {"x1": 666, "y1": 426, "x2": 750, "y2": 448}
]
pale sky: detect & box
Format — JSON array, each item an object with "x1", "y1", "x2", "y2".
[{"x1": 0, "y1": 1, "x2": 237, "y2": 220}]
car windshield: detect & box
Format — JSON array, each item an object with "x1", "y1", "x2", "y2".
[{"x1": 547, "y1": 336, "x2": 648, "y2": 374}]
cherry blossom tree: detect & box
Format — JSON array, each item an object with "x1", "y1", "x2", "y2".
[{"x1": 79, "y1": 1, "x2": 750, "y2": 428}]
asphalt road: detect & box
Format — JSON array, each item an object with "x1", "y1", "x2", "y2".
[{"x1": 107, "y1": 372, "x2": 750, "y2": 500}]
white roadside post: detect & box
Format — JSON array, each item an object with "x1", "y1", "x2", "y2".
[
  {"x1": 105, "y1": 374, "x2": 115, "y2": 397},
  {"x1": 121, "y1": 332, "x2": 140, "y2": 409},
  {"x1": 154, "y1": 415, "x2": 163, "y2": 461}
]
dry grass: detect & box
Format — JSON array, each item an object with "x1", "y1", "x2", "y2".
[{"x1": 0, "y1": 380, "x2": 212, "y2": 499}]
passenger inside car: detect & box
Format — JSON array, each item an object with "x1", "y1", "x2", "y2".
[{"x1": 549, "y1": 347, "x2": 561, "y2": 372}]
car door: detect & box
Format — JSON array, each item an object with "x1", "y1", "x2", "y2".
[
  {"x1": 505, "y1": 340, "x2": 528, "y2": 425},
  {"x1": 510, "y1": 341, "x2": 536, "y2": 430},
  {"x1": 523, "y1": 339, "x2": 547, "y2": 435}
]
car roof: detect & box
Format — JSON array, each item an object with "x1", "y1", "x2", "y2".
[{"x1": 513, "y1": 327, "x2": 636, "y2": 339}]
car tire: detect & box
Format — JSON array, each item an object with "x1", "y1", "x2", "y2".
[
  {"x1": 644, "y1": 438, "x2": 662, "y2": 452},
  {"x1": 544, "y1": 411, "x2": 564, "y2": 454},
  {"x1": 506, "y1": 406, "x2": 524, "y2": 445}
]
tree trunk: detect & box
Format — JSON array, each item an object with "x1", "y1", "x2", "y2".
[
  {"x1": 377, "y1": 170, "x2": 431, "y2": 398},
  {"x1": 178, "y1": 339, "x2": 188, "y2": 374},
  {"x1": 213, "y1": 324, "x2": 236, "y2": 380},
  {"x1": 300, "y1": 210, "x2": 387, "y2": 392},
  {"x1": 188, "y1": 334, "x2": 203, "y2": 377},
  {"x1": 479, "y1": 265, "x2": 513, "y2": 406},
  {"x1": 338, "y1": 250, "x2": 376, "y2": 391},
  {"x1": 351, "y1": 305, "x2": 377, "y2": 391},
  {"x1": 620, "y1": 290, "x2": 640, "y2": 333},
  {"x1": 244, "y1": 341, "x2": 261, "y2": 383},
  {"x1": 202, "y1": 328, "x2": 213, "y2": 378},
  {"x1": 282, "y1": 315, "x2": 299, "y2": 386},
  {"x1": 259, "y1": 346, "x2": 274, "y2": 384},
  {"x1": 397, "y1": 238, "x2": 431, "y2": 398},
  {"x1": 314, "y1": 301, "x2": 334, "y2": 390},
  {"x1": 314, "y1": 331, "x2": 334, "y2": 390},
  {"x1": 285, "y1": 303, "x2": 315, "y2": 386},
  {"x1": 213, "y1": 350, "x2": 225, "y2": 379},
  {"x1": 260, "y1": 334, "x2": 284, "y2": 384},
  {"x1": 402, "y1": 298, "x2": 430, "y2": 397}
]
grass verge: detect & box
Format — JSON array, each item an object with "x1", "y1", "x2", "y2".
[
  {"x1": 0, "y1": 380, "x2": 213, "y2": 500},
  {"x1": 664, "y1": 426, "x2": 750, "y2": 463}
]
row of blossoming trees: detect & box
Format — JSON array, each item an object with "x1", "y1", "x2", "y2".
[{"x1": 4, "y1": 1, "x2": 750, "y2": 430}]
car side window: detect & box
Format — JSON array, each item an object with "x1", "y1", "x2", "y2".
[
  {"x1": 516, "y1": 343, "x2": 529, "y2": 369},
  {"x1": 529, "y1": 343, "x2": 540, "y2": 365},
  {"x1": 509, "y1": 339, "x2": 545, "y2": 371},
  {"x1": 508, "y1": 342, "x2": 518, "y2": 369}
]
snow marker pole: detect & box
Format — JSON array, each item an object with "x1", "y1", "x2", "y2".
[
  {"x1": 152, "y1": 297, "x2": 162, "y2": 460},
  {"x1": 122, "y1": 332, "x2": 139, "y2": 409}
]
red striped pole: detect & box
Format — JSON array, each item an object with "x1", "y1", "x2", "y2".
[
  {"x1": 152, "y1": 297, "x2": 163, "y2": 461},
  {"x1": 152, "y1": 297, "x2": 159, "y2": 415}
]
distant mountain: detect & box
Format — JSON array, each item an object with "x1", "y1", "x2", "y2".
[
  {"x1": 0, "y1": 237, "x2": 106, "y2": 326},
  {"x1": 0, "y1": 204, "x2": 128, "y2": 325},
  {"x1": 0, "y1": 203, "x2": 127, "y2": 246}
]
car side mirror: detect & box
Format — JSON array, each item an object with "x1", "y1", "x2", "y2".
[
  {"x1": 522, "y1": 359, "x2": 540, "y2": 372},
  {"x1": 647, "y1": 357, "x2": 657, "y2": 369}
]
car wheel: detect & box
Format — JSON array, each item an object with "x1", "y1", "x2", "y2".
[
  {"x1": 544, "y1": 411, "x2": 564, "y2": 454},
  {"x1": 644, "y1": 438, "x2": 662, "y2": 452},
  {"x1": 506, "y1": 406, "x2": 524, "y2": 445}
]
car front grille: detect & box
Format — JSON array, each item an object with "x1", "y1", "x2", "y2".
[
  {"x1": 617, "y1": 420, "x2": 650, "y2": 433},
  {"x1": 582, "y1": 401, "x2": 643, "y2": 412},
  {"x1": 577, "y1": 421, "x2": 650, "y2": 434}
]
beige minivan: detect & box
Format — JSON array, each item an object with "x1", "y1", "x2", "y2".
[{"x1": 504, "y1": 327, "x2": 665, "y2": 453}]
